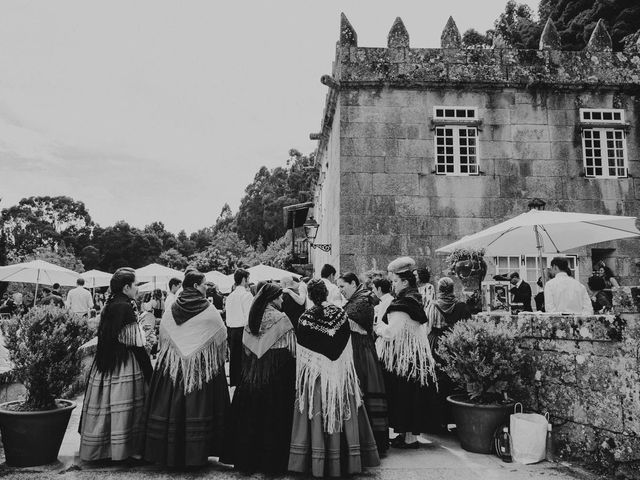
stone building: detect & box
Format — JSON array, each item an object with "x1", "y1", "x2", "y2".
[{"x1": 308, "y1": 14, "x2": 640, "y2": 286}]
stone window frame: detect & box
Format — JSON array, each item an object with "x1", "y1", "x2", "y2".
[
  {"x1": 493, "y1": 254, "x2": 578, "y2": 288},
  {"x1": 579, "y1": 108, "x2": 629, "y2": 179},
  {"x1": 432, "y1": 106, "x2": 482, "y2": 176}
]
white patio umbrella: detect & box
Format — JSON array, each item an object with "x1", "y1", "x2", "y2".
[
  {"x1": 135, "y1": 264, "x2": 184, "y2": 290},
  {"x1": 0, "y1": 260, "x2": 80, "y2": 300},
  {"x1": 436, "y1": 209, "x2": 640, "y2": 285},
  {"x1": 247, "y1": 264, "x2": 301, "y2": 283},
  {"x1": 204, "y1": 271, "x2": 234, "y2": 293},
  {"x1": 80, "y1": 269, "x2": 112, "y2": 289}
]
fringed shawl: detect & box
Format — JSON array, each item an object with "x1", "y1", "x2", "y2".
[
  {"x1": 385, "y1": 288, "x2": 428, "y2": 325},
  {"x1": 157, "y1": 304, "x2": 227, "y2": 394},
  {"x1": 296, "y1": 304, "x2": 362, "y2": 434},
  {"x1": 243, "y1": 305, "x2": 296, "y2": 359},
  {"x1": 376, "y1": 310, "x2": 438, "y2": 388}
]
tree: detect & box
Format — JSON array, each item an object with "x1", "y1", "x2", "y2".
[
  {"x1": 236, "y1": 149, "x2": 318, "y2": 247},
  {"x1": 189, "y1": 231, "x2": 257, "y2": 274},
  {"x1": 158, "y1": 248, "x2": 189, "y2": 270},
  {"x1": 1, "y1": 196, "x2": 92, "y2": 257},
  {"x1": 212, "y1": 203, "x2": 235, "y2": 234},
  {"x1": 143, "y1": 222, "x2": 178, "y2": 251},
  {"x1": 25, "y1": 245, "x2": 85, "y2": 272},
  {"x1": 93, "y1": 221, "x2": 162, "y2": 271},
  {"x1": 462, "y1": 28, "x2": 493, "y2": 48},
  {"x1": 258, "y1": 234, "x2": 293, "y2": 270},
  {"x1": 493, "y1": 0, "x2": 542, "y2": 49},
  {"x1": 539, "y1": 0, "x2": 640, "y2": 51}
]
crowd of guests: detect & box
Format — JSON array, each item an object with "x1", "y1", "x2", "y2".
[
  {"x1": 77, "y1": 257, "x2": 473, "y2": 477},
  {"x1": 496, "y1": 258, "x2": 620, "y2": 315}
]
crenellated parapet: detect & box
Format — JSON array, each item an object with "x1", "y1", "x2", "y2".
[{"x1": 329, "y1": 14, "x2": 640, "y2": 89}]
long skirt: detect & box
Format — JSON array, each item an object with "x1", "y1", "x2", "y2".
[
  {"x1": 428, "y1": 327, "x2": 457, "y2": 429},
  {"x1": 288, "y1": 378, "x2": 380, "y2": 478},
  {"x1": 352, "y1": 333, "x2": 389, "y2": 453},
  {"x1": 142, "y1": 359, "x2": 230, "y2": 467},
  {"x1": 79, "y1": 354, "x2": 147, "y2": 461},
  {"x1": 220, "y1": 348, "x2": 295, "y2": 474},
  {"x1": 227, "y1": 327, "x2": 243, "y2": 387},
  {"x1": 383, "y1": 368, "x2": 440, "y2": 435}
]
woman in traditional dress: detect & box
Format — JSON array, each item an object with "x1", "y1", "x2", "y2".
[
  {"x1": 143, "y1": 268, "x2": 229, "y2": 468},
  {"x1": 79, "y1": 267, "x2": 152, "y2": 462},
  {"x1": 288, "y1": 279, "x2": 380, "y2": 478},
  {"x1": 375, "y1": 257, "x2": 438, "y2": 449},
  {"x1": 221, "y1": 283, "x2": 296, "y2": 473},
  {"x1": 337, "y1": 272, "x2": 389, "y2": 454},
  {"x1": 424, "y1": 277, "x2": 471, "y2": 431}
]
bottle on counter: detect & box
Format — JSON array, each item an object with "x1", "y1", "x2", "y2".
[
  {"x1": 546, "y1": 423, "x2": 555, "y2": 462},
  {"x1": 497, "y1": 427, "x2": 512, "y2": 463}
]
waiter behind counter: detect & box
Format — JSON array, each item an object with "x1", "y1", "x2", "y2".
[{"x1": 495, "y1": 257, "x2": 594, "y2": 315}]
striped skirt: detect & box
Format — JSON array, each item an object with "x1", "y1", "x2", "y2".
[
  {"x1": 288, "y1": 377, "x2": 380, "y2": 478},
  {"x1": 79, "y1": 354, "x2": 147, "y2": 461},
  {"x1": 351, "y1": 332, "x2": 389, "y2": 453}
]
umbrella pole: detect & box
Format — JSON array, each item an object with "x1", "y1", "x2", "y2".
[
  {"x1": 534, "y1": 225, "x2": 546, "y2": 288},
  {"x1": 34, "y1": 269, "x2": 40, "y2": 305}
]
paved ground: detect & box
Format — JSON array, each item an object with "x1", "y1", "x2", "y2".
[{"x1": 0, "y1": 394, "x2": 594, "y2": 480}]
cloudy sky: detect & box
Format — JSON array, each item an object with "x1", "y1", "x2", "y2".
[{"x1": 0, "y1": 0, "x2": 538, "y2": 233}]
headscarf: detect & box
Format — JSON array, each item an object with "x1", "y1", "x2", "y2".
[
  {"x1": 248, "y1": 283, "x2": 283, "y2": 335},
  {"x1": 435, "y1": 277, "x2": 457, "y2": 314}
]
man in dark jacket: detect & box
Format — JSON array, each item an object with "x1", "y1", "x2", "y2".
[
  {"x1": 509, "y1": 272, "x2": 532, "y2": 312},
  {"x1": 40, "y1": 283, "x2": 65, "y2": 307}
]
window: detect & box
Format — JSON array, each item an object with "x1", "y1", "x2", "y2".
[
  {"x1": 580, "y1": 109, "x2": 628, "y2": 178},
  {"x1": 493, "y1": 255, "x2": 578, "y2": 288},
  {"x1": 434, "y1": 107, "x2": 479, "y2": 176}
]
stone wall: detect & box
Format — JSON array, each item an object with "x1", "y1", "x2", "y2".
[{"x1": 477, "y1": 294, "x2": 640, "y2": 473}]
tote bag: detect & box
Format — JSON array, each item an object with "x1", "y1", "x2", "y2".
[{"x1": 509, "y1": 403, "x2": 548, "y2": 464}]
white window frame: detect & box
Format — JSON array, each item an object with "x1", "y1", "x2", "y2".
[
  {"x1": 494, "y1": 254, "x2": 579, "y2": 289},
  {"x1": 433, "y1": 106, "x2": 480, "y2": 176},
  {"x1": 580, "y1": 108, "x2": 625, "y2": 123},
  {"x1": 581, "y1": 128, "x2": 628, "y2": 179}
]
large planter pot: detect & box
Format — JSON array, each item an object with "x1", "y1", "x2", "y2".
[
  {"x1": 0, "y1": 399, "x2": 76, "y2": 467},
  {"x1": 447, "y1": 394, "x2": 513, "y2": 454}
]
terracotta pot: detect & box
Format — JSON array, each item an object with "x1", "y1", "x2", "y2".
[
  {"x1": 0, "y1": 399, "x2": 76, "y2": 467},
  {"x1": 447, "y1": 394, "x2": 513, "y2": 454}
]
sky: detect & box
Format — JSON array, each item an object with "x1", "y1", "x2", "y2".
[{"x1": 0, "y1": 0, "x2": 539, "y2": 234}]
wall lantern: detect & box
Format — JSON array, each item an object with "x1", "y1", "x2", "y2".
[{"x1": 303, "y1": 216, "x2": 332, "y2": 253}]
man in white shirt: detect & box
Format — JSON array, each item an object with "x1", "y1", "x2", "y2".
[
  {"x1": 66, "y1": 278, "x2": 94, "y2": 317},
  {"x1": 164, "y1": 277, "x2": 182, "y2": 311},
  {"x1": 320, "y1": 264, "x2": 345, "y2": 307},
  {"x1": 372, "y1": 278, "x2": 394, "y2": 326},
  {"x1": 225, "y1": 268, "x2": 253, "y2": 386},
  {"x1": 544, "y1": 257, "x2": 593, "y2": 314}
]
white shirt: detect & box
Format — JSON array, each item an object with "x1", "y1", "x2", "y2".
[
  {"x1": 322, "y1": 278, "x2": 345, "y2": 307},
  {"x1": 66, "y1": 286, "x2": 94, "y2": 315},
  {"x1": 374, "y1": 293, "x2": 394, "y2": 325},
  {"x1": 544, "y1": 272, "x2": 594, "y2": 314},
  {"x1": 165, "y1": 292, "x2": 177, "y2": 311},
  {"x1": 225, "y1": 285, "x2": 253, "y2": 328}
]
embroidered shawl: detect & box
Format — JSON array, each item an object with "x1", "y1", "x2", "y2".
[
  {"x1": 157, "y1": 304, "x2": 227, "y2": 394},
  {"x1": 296, "y1": 305, "x2": 362, "y2": 434}
]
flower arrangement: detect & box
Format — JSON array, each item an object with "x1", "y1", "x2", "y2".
[
  {"x1": 3, "y1": 306, "x2": 91, "y2": 411},
  {"x1": 436, "y1": 318, "x2": 524, "y2": 404},
  {"x1": 445, "y1": 248, "x2": 485, "y2": 271}
]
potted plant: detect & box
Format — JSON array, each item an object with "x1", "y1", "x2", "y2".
[
  {"x1": 0, "y1": 306, "x2": 90, "y2": 467},
  {"x1": 436, "y1": 318, "x2": 524, "y2": 454},
  {"x1": 445, "y1": 247, "x2": 487, "y2": 279}
]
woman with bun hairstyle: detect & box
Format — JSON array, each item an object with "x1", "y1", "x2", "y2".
[
  {"x1": 143, "y1": 267, "x2": 229, "y2": 468},
  {"x1": 221, "y1": 282, "x2": 296, "y2": 474},
  {"x1": 288, "y1": 279, "x2": 379, "y2": 477},
  {"x1": 79, "y1": 267, "x2": 152, "y2": 462}
]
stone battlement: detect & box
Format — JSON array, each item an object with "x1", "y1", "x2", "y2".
[{"x1": 330, "y1": 14, "x2": 640, "y2": 89}]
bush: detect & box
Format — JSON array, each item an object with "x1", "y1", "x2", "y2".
[
  {"x1": 436, "y1": 318, "x2": 524, "y2": 404},
  {"x1": 4, "y1": 306, "x2": 91, "y2": 410}
]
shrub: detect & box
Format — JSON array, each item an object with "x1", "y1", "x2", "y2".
[
  {"x1": 4, "y1": 306, "x2": 91, "y2": 410},
  {"x1": 436, "y1": 318, "x2": 524, "y2": 404}
]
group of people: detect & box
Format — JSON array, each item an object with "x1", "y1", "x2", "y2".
[
  {"x1": 78, "y1": 256, "x2": 471, "y2": 477},
  {"x1": 498, "y1": 258, "x2": 620, "y2": 315},
  {"x1": 0, "y1": 278, "x2": 98, "y2": 317}
]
